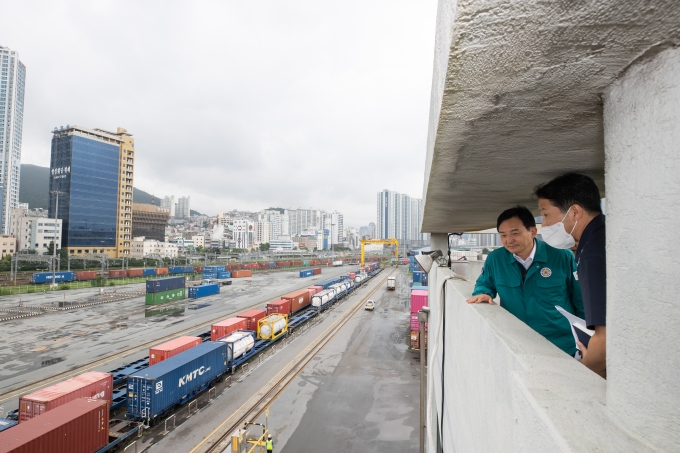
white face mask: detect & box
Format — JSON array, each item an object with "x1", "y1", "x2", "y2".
[{"x1": 541, "y1": 207, "x2": 577, "y2": 249}]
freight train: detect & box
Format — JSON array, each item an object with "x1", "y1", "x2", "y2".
[{"x1": 1, "y1": 264, "x2": 384, "y2": 452}]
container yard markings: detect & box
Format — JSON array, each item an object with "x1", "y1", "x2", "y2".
[{"x1": 190, "y1": 269, "x2": 393, "y2": 453}]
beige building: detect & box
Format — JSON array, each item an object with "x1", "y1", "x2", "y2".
[
  {"x1": 0, "y1": 235, "x2": 16, "y2": 258},
  {"x1": 191, "y1": 235, "x2": 205, "y2": 248},
  {"x1": 9, "y1": 207, "x2": 62, "y2": 255}
]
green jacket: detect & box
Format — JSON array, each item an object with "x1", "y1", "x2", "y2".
[{"x1": 473, "y1": 240, "x2": 584, "y2": 355}]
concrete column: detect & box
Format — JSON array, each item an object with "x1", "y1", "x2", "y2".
[
  {"x1": 430, "y1": 233, "x2": 449, "y2": 256},
  {"x1": 604, "y1": 46, "x2": 680, "y2": 451}
]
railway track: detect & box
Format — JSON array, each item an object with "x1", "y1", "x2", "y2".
[
  {"x1": 190, "y1": 268, "x2": 393, "y2": 453},
  {"x1": 0, "y1": 270, "x2": 356, "y2": 404}
]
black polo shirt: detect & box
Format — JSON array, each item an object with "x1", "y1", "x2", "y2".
[{"x1": 576, "y1": 214, "x2": 606, "y2": 329}]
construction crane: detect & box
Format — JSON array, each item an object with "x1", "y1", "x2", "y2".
[{"x1": 360, "y1": 238, "x2": 399, "y2": 267}]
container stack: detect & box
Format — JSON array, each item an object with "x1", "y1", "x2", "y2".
[
  {"x1": 145, "y1": 276, "x2": 186, "y2": 305},
  {"x1": 412, "y1": 270, "x2": 428, "y2": 287},
  {"x1": 188, "y1": 283, "x2": 220, "y2": 299},
  {"x1": 410, "y1": 289, "x2": 429, "y2": 350},
  {"x1": 202, "y1": 265, "x2": 226, "y2": 280}
]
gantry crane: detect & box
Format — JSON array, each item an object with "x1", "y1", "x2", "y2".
[{"x1": 360, "y1": 238, "x2": 399, "y2": 267}]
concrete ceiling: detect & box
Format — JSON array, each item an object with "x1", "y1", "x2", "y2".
[{"x1": 422, "y1": 0, "x2": 680, "y2": 233}]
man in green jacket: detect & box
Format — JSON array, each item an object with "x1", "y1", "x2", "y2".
[{"x1": 467, "y1": 206, "x2": 584, "y2": 356}]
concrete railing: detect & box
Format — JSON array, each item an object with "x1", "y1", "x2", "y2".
[{"x1": 425, "y1": 265, "x2": 652, "y2": 452}]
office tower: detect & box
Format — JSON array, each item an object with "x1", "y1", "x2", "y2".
[
  {"x1": 132, "y1": 203, "x2": 170, "y2": 242},
  {"x1": 233, "y1": 218, "x2": 253, "y2": 249},
  {"x1": 0, "y1": 46, "x2": 26, "y2": 233},
  {"x1": 49, "y1": 125, "x2": 135, "y2": 257}
]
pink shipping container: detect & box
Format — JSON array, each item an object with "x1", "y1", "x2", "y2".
[
  {"x1": 1, "y1": 398, "x2": 109, "y2": 453},
  {"x1": 211, "y1": 318, "x2": 248, "y2": 341},
  {"x1": 349, "y1": 272, "x2": 356, "y2": 280},
  {"x1": 237, "y1": 309, "x2": 267, "y2": 330},
  {"x1": 410, "y1": 313, "x2": 429, "y2": 332},
  {"x1": 149, "y1": 336, "x2": 202, "y2": 366},
  {"x1": 306, "y1": 287, "x2": 320, "y2": 296},
  {"x1": 267, "y1": 299, "x2": 291, "y2": 315},
  {"x1": 411, "y1": 289, "x2": 428, "y2": 314},
  {"x1": 19, "y1": 371, "x2": 112, "y2": 422},
  {"x1": 312, "y1": 285, "x2": 324, "y2": 292}
]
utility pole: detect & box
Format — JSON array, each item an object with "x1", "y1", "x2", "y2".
[
  {"x1": 50, "y1": 190, "x2": 65, "y2": 289},
  {"x1": 418, "y1": 306, "x2": 430, "y2": 453}
]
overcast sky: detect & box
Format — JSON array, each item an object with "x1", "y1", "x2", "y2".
[{"x1": 2, "y1": 1, "x2": 438, "y2": 227}]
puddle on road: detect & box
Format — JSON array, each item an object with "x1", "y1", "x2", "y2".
[
  {"x1": 41, "y1": 357, "x2": 64, "y2": 367},
  {"x1": 144, "y1": 306, "x2": 185, "y2": 318}
]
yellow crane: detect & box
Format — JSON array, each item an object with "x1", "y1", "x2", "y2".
[{"x1": 360, "y1": 238, "x2": 399, "y2": 267}]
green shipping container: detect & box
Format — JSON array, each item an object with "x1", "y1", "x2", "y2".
[
  {"x1": 145, "y1": 287, "x2": 186, "y2": 305},
  {"x1": 303, "y1": 260, "x2": 309, "y2": 266}
]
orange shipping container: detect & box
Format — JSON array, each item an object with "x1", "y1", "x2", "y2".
[
  {"x1": 211, "y1": 317, "x2": 247, "y2": 341},
  {"x1": 232, "y1": 270, "x2": 253, "y2": 278},
  {"x1": 126, "y1": 268, "x2": 144, "y2": 277},
  {"x1": 156, "y1": 267, "x2": 169, "y2": 275},
  {"x1": 149, "y1": 336, "x2": 202, "y2": 366},
  {"x1": 280, "y1": 289, "x2": 311, "y2": 313}
]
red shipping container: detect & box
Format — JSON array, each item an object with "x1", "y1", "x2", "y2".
[
  {"x1": 211, "y1": 317, "x2": 247, "y2": 341},
  {"x1": 267, "y1": 299, "x2": 291, "y2": 315},
  {"x1": 156, "y1": 267, "x2": 169, "y2": 275},
  {"x1": 281, "y1": 289, "x2": 311, "y2": 313},
  {"x1": 349, "y1": 272, "x2": 356, "y2": 280},
  {"x1": 410, "y1": 313, "x2": 428, "y2": 332},
  {"x1": 19, "y1": 371, "x2": 112, "y2": 422},
  {"x1": 237, "y1": 309, "x2": 267, "y2": 330},
  {"x1": 149, "y1": 336, "x2": 202, "y2": 366},
  {"x1": 194, "y1": 266, "x2": 203, "y2": 272},
  {"x1": 1, "y1": 398, "x2": 108, "y2": 453},
  {"x1": 232, "y1": 270, "x2": 253, "y2": 278},
  {"x1": 307, "y1": 287, "x2": 320, "y2": 296},
  {"x1": 312, "y1": 268, "x2": 322, "y2": 275},
  {"x1": 108, "y1": 269, "x2": 127, "y2": 277},
  {"x1": 75, "y1": 271, "x2": 96, "y2": 281},
  {"x1": 259, "y1": 262, "x2": 269, "y2": 269},
  {"x1": 227, "y1": 264, "x2": 239, "y2": 271},
  {"x1": 411, "y1": 289, "x2": 429, "y2": 314},
  {"x1": 312, "y1": 285, "x2": 324, "y2": 292},
  {"x1": 126, "y1": 268, "x2": 144, "y2": 277},
  {"x1": 292, "y1": 260, "x2": 302, "y2": 266}
]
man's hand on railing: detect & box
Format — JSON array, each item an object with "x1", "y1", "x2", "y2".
[{"x1": 466, "y1": 294, "x2": 494, "y2": 305}]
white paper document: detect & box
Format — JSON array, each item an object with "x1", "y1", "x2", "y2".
[{"x1": 555, "y1": 305, "x2": 595, "y2": 349}]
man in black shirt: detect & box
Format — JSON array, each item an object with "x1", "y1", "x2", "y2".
[{"x1": 534, "y1": 173, "x2": 607, "y2": 378}]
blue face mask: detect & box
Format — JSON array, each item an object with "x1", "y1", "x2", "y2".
[{"x1": 541, "y1": 207, "x2": 576, "y2": 249}]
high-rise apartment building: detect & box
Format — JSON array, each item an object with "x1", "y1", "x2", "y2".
[
  {"x1": 254, "y1": 220, "x2": 271, "y2": 244},
  {"x1": 49, "y1": 125, "x2": 135, "y2": 257},
  {"x1": 0, "y1": 46, "x2": 26, "y2": 234},
  {"x1": 233, "y1": 218, "x2": 253, "y2": 249},
  {"x1": 377, "y1": 189, "x2": 428, "y2": 245},
  {"x1": 161, "y1": 195, "x2": 176, "y2": 217},
  {"x1": 259, "y1": 209, "x2": 289, "y2": 240},
  {"x1": 176, "y1": 196, "x2": 190, "y2": 219},
  {"x1": 322, "y1": 211, "x2": 343, "y2": 246},
  {"x1": 287, "y1": 208, "x2": 322, "y2": 236}
]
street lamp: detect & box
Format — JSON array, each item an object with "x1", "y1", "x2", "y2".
[{"x1": 50, "y1": 190, "x2": 66, "y2": 288}]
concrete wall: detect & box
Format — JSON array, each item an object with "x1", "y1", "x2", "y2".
[
  {"x1": 603, "y1": 46, "x2": 680, "y2": 452},
  {"x1": 426, "y1": 266, "x2": 652, "y2": 452}
]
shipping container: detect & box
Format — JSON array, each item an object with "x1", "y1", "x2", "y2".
[
  {"x1": 411, "y1": 289, "x2": 428, "y2": 314},
  {"x1": 312, "y1": 268, "x2": 322, "y2": 275},
  {"x1": 258, "y1": 262, "x2": 269, "y2": 269},
  {"x1": 266, "y1": 299, "x2": 291, "y2": 315},
  {"x1": 146, "y1": 276, "x2": 185, "y2": 293},
  {"x1": 149, "y1": 336, "x2": 202, "y2": 366},
  {"x1": 309, "y1": 260, "x2": 320, "y2": 265},
  {"x1": 257, "y1": 314, "x2": 288, "y2": 340},
  {"x1": 182, "y1": 266, "x2": 194, "y2": 273},
  {"x1": 143, "y1": 268, "x2": 157, "y2": 277},
  {"x1": 412, "y1": 271, "x2": 424, "y2": 283},
  {"x1": 145, "y1": 288, "x2": 186, "y2": 305},
  {"x1": 168, "y1": 266, "x2": 183, "y2": 274},
  {"x1": 193, "y1": 266, "x2": 203, "y2": 272},
  {"x1": 306, "y1": 287, "x2": 320, "y2": 296},
  {"x1": 188, "y1": 284, "x2": 220, "y2": 299},
  {"x1": 19, "y1": 372, "x2": 112, "y2": 422},
  {"x1": 410, "y1": 331, "x2": 428, "y2": 350},
  {"x1": 299, "y1": 269, "x2": 314, "y2": 278},
  {"x1": 217, "y1": 271, "x2": 231, "y2": 279},
  {"x1": 0, "y1": 398, "x2": 108, "y2": 453},
  {"x1": 410, "y1": 313, "x2": 429, "y2": 332},
  {"x1": 211, "y1": 317, "x2": 248, "y2": 341},
  {"x1": 126, "y1": 268, "x2": 144, "y2": 277},
  {"x1": 216, "y1": 331, "x2": 255, "y2": 363},
  {"x1": 0, "y1": 419, "x2": 17, "y2": 432},
  {"x1": 315, "y1": 278, "x2": 341, "y2": 289},
  {"x1": 236, "y1": 309, "x2": 267, "y2": 330},
  {"x1": 156, "y1": 267, "x2": 169, "y2": 275},
  {"x1": 204, "y1": 265, "x2": 226, "y2": 272},
  {"x1": 302, "y1": 260, "x2": 309, "y2": 266},
  {"x1": 127, "y1": 342, "x2": 227, "y2": 421},
  {"x1": 269, "y1": 262, "x2": 276, "y2": 269},
  {"x1": 31, "y1": 272, "x2": 74, "y2": 284},
  {"x1": 226, "y1": 264, "x2": 239, "y2": 271},
  {"x1": 108, "y1": 269, "x2": 127, "y2": 278},
  {"x1": 280, "y1": 289, "x2": 311, "y2": 313},
  {"x1": 74, "y1": 271, "x2": 97, "y2": 281},
  {"x1": 232, "y1": 270, "x2": 252, "y2": 278}
]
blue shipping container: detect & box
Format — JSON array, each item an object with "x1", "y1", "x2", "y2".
[
  {"x1": 299, "y1": 269, "x2": 314, "y2": 278},
  {"x1": 269, "y1": 262, "x2": 276, "y2": 269},
  {"x1": 126, "y1": 342, "x2": 227, "y2": 420},
  {"x1": 168, "y1": 266, "x2": 183, "y2": 274},
  {"x1": 31, "y1": 272, "x2": 75, "y2": 284},
  {"x1": 217, "y1": 272, "x2": 231, "y2": 279},
  {"x1": 202, "y1": 274, "x2": 217, "y2": 279},
  {"x1": 188, "y1": 283, "x2": 220, "y2": 298},
  {"x1": 146, "y1": 276, "x2": 185, "y2": 293},
  {"x1": 0, "y1": 418, "x2": 17, "y2": 432},
  {"x1": 316, "y1": 278, "x2": 341, "y2": 289},
  {"x1": 203, "y1": 265, "x2": 226, "y2": 272},
  {"x1": 143, "y1": 268, "x2": 157, "y2": 277},
  {"x1": 182, "y1": 266, "x2": 194, "y2": 273},
  {"x1": 413, "y1": 271, "x2": 424, "y2": 283}
]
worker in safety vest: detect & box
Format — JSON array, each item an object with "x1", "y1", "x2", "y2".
[{"x1": 266, "y1": 433, "x2": 273, "y2": 452}]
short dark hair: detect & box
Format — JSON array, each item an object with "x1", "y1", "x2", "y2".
[
  {"x1": 497, "y1": 205, "x2": 536, "y2": 231},
  {"x1": 534, "y1": 173, "x2": 602, "y2": 215}
]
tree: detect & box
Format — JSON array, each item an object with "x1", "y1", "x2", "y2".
[
  {"x1": 46, "y1": 241, "x2": 56, "y2": 256},
  {"x1": 259, "y1": 243, "x2": 270, "y2": 251},
  {"x1": 482, "y1": 248, "x2": 491, "y2": 255}
]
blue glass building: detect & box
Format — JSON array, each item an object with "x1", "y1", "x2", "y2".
[{"x1": 49, "y1": 127, "x2": 121, "y2": 253}]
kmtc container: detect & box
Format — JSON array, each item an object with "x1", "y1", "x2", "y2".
[
  {"x1": 126, "y1": 342, "x2": 228, "y2": 421},
  {"x1": 411, "y1": 289, "x2": 428, "y2": 314},
  {"x1": 0, "y1": 398, "x2": 108, "y2": 453},
  {"x1": 211, "y1": 317, "x2": 247, "y2": 341},
  {"x1": 281, "y1": 289, "x2": 311, "y2": 313},
  {"x1": 149, "y1": 336, "x2": 202, "y2": 366},
  {"x1": 127, "y1": 268, "x2": 144, "y2": 277},
  {"x1": 31, "y1": 272, "x2": 74, "y2": 284},
  {"x1": 145, "y1": 288, "x2": 186, "y2": 305},
  {"x1": 188, "y1": 284, "x2": 220, "y2": 299},
  {"x1": 237, "y1": 309, "x2": 267, "y2": 330},
  {"x1": 232, "y1": 270, "x2": 253, "y2": 278},
  {"x1": 266, "y1": 299, "x2": 291, "y2": 315},
  {"x1": 312, "y1": 268, "x2": 322, "y2": 275},
  {"x1": 143, "y1": 268, "x2": 157, "y2": 277},
  {"x1": 217, "y1": 271, "x2": 231, "y2": 279},
  {"x1": 299, "y1": 269, "x2": 314, "y2": 278},
  {"x1": 19, "y1": 371, "x2": 112, "y2": 422},
  {"x1": 146, "y1": 276, "x2": 185, "y2": 293}
]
